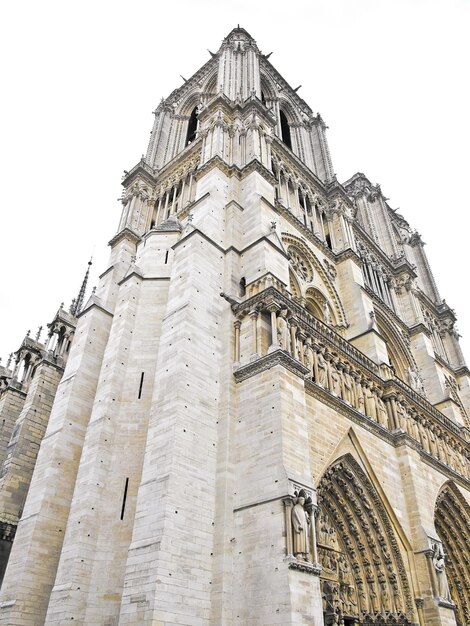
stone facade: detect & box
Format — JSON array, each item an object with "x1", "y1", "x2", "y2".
[{"x1": 0, "y1": 27, "x2": 468, "y2": 626}]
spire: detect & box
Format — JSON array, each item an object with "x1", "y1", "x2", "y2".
[{"x1": 70, "y1": 258, "x2": 92, "y2": 316}]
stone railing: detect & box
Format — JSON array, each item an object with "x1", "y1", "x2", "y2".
[{"x1": 232, "y1": 286, "x2": 469, "y2": 482}]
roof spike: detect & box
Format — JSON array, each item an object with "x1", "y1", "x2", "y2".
[{"x1": 71, "y1": 258, "x2": 93, "y2": 317}]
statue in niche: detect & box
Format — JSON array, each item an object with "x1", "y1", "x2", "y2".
[
  {"x1": 304, "y1": 337, "x2": 315, "y2": 379},
  {"x1": 316, "y1": 347, "x2": 329, "y2": 388},
  {"x1": 433, "y1": 543, "x2": 451, "y2": 600},
  {"x1": 342, "y1": 364, "x2": 354, "y2": 405},
  {"x1": 354, "y1": 373, "x2": 365, "y2": 413},
  {"x1": 375, "y1": 389, "x2": 389, "y2": 428},
  {"x1": 379, "y1": 580, "x2": 391, "y2": 612},
  {"x1": 363, "y1": 382, "x2": 377, "y2": 421},
  {"x1": 338, "y1": 554, "x2": 353, "y2": 586},
  {"x1": 291, "y1": 495, "x2": 310, "y2": 561},
  {"x1": 395, "y1": 397, "x2": 407, "y2": 431},
  {"x1": 368, "y1": 580, "x2": 380, "y2": 612},
  {"x1": 323, "y1": 301, "x2": 333, "y2": 325},
  {"x1": 277, "y1": 309, "x2": 290, "y2": 351},
  {"x1": 330, "y1": 358, "x2": 342, "y2": 396}
]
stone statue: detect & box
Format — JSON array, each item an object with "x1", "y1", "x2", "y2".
[
  {"x1": 322, "y1": 301, "x2": 333, "y2": 325},
  {"x1": 291, "y1": 496, "x2": 310, "y2": 560},
  {"x1": 376, "y1": 389, "x2": 389, "y2": 428},
  {"x1": 433, "y1": 544, "x2": 451, "y2": 600},
  {"x1": 316, "y1": 347, "x2": 328, "y2": 388},
  {"x1": 304, "y1": 337, "x2": 315, "y2": 380},
  {"x1": 330, "y1": 358, "x2": 342, "y2": 396},
  {"x1": 364, "y1": 382, "x2": 377, "y2": 421},
  {"x1": 277, "y1": 309, "x2": 290, "y2": 351},
  {"x1": 342, "y1": 364, "x2": 354, "y2": 405}
]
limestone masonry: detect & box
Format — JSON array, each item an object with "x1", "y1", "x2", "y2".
[{"x1": 0, "y1": 27, "x2": 468, "y2": 626}]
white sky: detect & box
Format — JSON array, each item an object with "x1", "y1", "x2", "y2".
[{"x1": 1, "y1": 0, "x2": 469, "y2": 362}]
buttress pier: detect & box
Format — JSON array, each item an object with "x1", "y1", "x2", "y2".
[{"x1": 0, "y1": 27, "x2": 469, "y2": 626}]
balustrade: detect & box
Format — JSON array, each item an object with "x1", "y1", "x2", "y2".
[{"x1": 233, "y1": 286, "x2": 469, "y2": 481}]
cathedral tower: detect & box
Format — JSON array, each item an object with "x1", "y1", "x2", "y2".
[{"x1": 0, "y1": 28, "x2": 468, "y2": 626}]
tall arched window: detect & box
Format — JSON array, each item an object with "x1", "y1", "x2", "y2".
[
  {"x1": 279, "y1": 110, "x2": 292, "y2": 150},
  {"x1": 185, "y1": 107, "x2": 198, "y2": 146}
]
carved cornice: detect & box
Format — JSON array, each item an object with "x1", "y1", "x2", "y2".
[
  {"x1": 234, "y1": 349, "x2": 308, "y2": 382},
  {"x1": 122, "y1": 158, "x2": 158, "y2": 188},
  {"x1": 108, "y1": 228, "x2": 141, "y2": 249},
  {"x1": 195, "y1": 154, "x2": 276, "y2": 186},
  {"x1": 288, "y1": 560, "x2": 322, "y2": 576},
  {"x1": 233, "y1": 286, "x2": 378, "y2": 375}
]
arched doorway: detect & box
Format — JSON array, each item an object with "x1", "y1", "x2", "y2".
[
  {"x1": 316, "y1": 455, "x2": 414, "y2": 625},
  {"x1": 435, "y1": 483, "x2": 470, "y2": 626}
]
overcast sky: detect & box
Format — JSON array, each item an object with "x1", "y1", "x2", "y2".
[{"x1": 1, "y1": 0, "x2": 469, "y2": 363}]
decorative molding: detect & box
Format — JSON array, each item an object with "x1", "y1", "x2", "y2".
[
  {"x1": 233, "y1": 349, "x2": 308, "y2": 383},
  {"x1": 288, "y1": 560, "x2": 322, "y2": 576}
]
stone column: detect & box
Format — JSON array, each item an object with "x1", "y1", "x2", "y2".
[
  {"x1": 283, "y1": 497, "x2": 294, "y2": 559},
  {"x1": 249, "y1": 310, "x2": 259, "y2": 360},
  {"x1": 268, "y1": 306, "x2": 279, "y2": 352},
  {"x1": 233, "y1": 319, "x2": 241, "y2": 365}
]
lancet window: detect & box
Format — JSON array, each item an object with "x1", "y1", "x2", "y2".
[
  {"x1": 150, "y1": 170, "x2": 196, "y2": 228},
  {"x1": 185, "y1": 107, "x2": 199, "y2": 146},
  {"x1": 422, "y1": 309, "x2": 447, "y2": 361},
  {"x1": 279, "y1": 109, "x2": 292, "y2": 150},
  {"x1": 357, "y1": 242, "x2": 394, "y2": 310},
  {"x1": 271, "y1": 156, "x2": 330, "y2": 245}
]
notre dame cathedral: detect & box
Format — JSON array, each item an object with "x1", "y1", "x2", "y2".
[{"x1": 0, "y1": 27, "x2": 468, "y2": 626}]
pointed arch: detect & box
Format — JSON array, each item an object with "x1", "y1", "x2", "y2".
[
  {"x1": 282, "y1": 232, "x2": 347, "y2": 328},
  {"x1": 288, "y1": 269, "x2": 301, "y2": 301},
  {"x1": 435, "y1": 482, "x2": 470, "y2": 626},
  {"x1": 373, "y1": 309, "x2": 416, "y2": 382},
  {"x1": 305, "y1": 287, "x2": 332, "y2": 324},
  {"x1": 201, "y1": 70, "x2": 218, "y2": 97},
  {"x1": 316, "y1": 454, "x2": 414, "y2": 625}
]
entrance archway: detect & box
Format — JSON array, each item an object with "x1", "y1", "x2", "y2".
[{"x1": 316, "y1": 455, "x2": 414, "y2": 625}]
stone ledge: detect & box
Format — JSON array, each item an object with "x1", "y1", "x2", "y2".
[
  {"x1": 287, "y1": 559, "x2": 322, "y2": 576},
  {"x1": 233, "y1": 349, "x2": 308, "y2": 382}
]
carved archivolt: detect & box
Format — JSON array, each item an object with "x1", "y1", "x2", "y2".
[
  {"x1": 435, "y1": 483, "x2": 470, "y2": 626},
  {"x1": 282, "y1": 232, "x2": 347, "y2": 328},
  {"x1": 373, "y1": 309, "x2": 417, "y2": 382},
  {"x1": 317, "y1": 455, "x2": 413, "y2": 625}
]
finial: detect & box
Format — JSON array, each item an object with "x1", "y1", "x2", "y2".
[
  {"x1": 60, "y1": 302, "x2": 64, "y2": 310},
  {"x1": 92, "y1": 286, "x2": 97, "y2": 295},
  {"x1": 7, "y1": 354, "x2": 12, "y2": 368},
  {"x1": 36, "y1": 326, "x2": 43, "y2": 341},
  {"x1": 180, "y1": 75, "x2": 188, "y2": 83},
  {"x1": 271, "y1": 221, "x2": 277, "y2": 231},
  {"x1": 187, "y1": 213, "x2": 194, "y2": 223},
  {"x1": 70, "y1": 258, "x2": 93, "y2": 316},
  {"x1": 26, "y1": 329, "x2": 31, "y2": 338}
]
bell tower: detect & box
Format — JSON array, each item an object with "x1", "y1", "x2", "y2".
[{"x1": 0, "y1": 27, "x2": 468, "y2": 626}]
